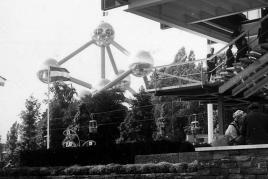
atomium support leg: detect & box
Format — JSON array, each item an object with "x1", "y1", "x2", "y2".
[
  {"x1": 111, "y1": 41, "x2": 130, "y2": 56},
  {"x1": 58, "y1": 40, "x2": 94, "y2": 65},
  {"x1": 106, "y1": 45, "x2": 119, "y2": 74},
  {"x1": 101, "y1": 46, "x2": 106, "y2": 79},
  {"x1": 95, "y1": 69, "x2": 132, "y2": 94},
  {"x1": 126, "y1": 86, "x2": 136, "y2": 95},
  {"x1": 69, "y1": 76, "x2": 92, "y2": 89}
]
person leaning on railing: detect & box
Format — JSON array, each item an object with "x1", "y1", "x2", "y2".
[
  {"x1": 207, "y1": 47, "x2": 218, "y2": 82},
  {"x1": 232, "y1": 29, "x2": 250, "y2": 63}
]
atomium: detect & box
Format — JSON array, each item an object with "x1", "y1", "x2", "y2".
[
  {"x1": 92, "y1": 21, "x2": 115, "y2": 47},
  {"x1": 37, "y1": 22, "x2": 154, "y2": 96}
]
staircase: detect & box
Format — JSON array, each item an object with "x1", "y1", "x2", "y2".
[{"x1": 219, "y1": 45, "x2": 268, "y2": 99}]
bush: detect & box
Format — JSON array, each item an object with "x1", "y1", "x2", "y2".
[
  {"x1": 19, "y1": 141, "x2": 194, "y2": 167},
  {"x1": 0, "y1": 162, "x2": 197, "y2": 176}
]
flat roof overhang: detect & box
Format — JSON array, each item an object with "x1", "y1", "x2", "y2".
[{"x1": 126, "y1": 0, "x2": 268, "y2": 43}]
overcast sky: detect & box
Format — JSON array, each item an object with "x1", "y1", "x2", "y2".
[{"x1": 0, "y1": 0, "x2": 209, "y2": 142}]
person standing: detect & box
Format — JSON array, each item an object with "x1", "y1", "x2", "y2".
[
  {"x1": 226, "y1": 45, "x2": 235, "y2": 67},
  {"x1": 225, "y1": 110, "x2": 246, "y2": 145},
  {"x1": 242, "y1": 103, "x2": 268, "y2": 144},
  {"x1": 232, "y1": 29, "x2": 249, "y2": 63},
  {"x1": 207, "y1": 48, "x2": 217, "y2": 82}
]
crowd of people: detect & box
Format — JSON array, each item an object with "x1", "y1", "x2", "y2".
[{"x1": 213, "y1": 102, "x2": 268, "y2": 146}]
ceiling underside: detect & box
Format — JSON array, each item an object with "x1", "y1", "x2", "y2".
[{"x1": 127, "y1": 0, "x2": 268, "y2": 43}]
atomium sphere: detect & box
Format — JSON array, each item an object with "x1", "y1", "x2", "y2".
[
  {"x1": 115, "y1": 70, "x2": 131, "y2": 90},
  {"x1": 37, "y1": 58, "x2": 59, "y2": 83},
  {"x1": 129, "y1": 51, "x2": 154, "y2": 77},
  {"x1": 92, "y1": 21, "x2": 115, "y2": 47},
  {"x1": 78, "y1": 89, "x2": 91, "y2": 99},
  {"x1": 96, "y1": 78, "x2": 111, "y2": 89}
]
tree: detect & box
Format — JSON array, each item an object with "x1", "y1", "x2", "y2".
[
  {"x1": 41, "y1": 82, "x2": 78, "y2": 149},
  {"x1": 78, "y1": 88, "x2": 127, "y2": 145},
  {"x1": 19, "y1": 95, "x2": 40, "y2": 151},
  {"x1": 149, "y1": 48, "x2": 206, "y2": 141},
  {"x1": 188, "y1": 50, "x2": 195, "y2": 62},
  {"x1": 174, "y1": 47, "x2": 187, "y2": 63},
  {"x1": 118, "y1": 87, "x2": 156, "y2": 143},
  {"x1": 5, "y1": 121, "x2": 20, "y2": 165}
]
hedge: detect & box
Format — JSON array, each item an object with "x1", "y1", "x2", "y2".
[{"x1": 19, "y1": 141, "x2": 194, "y2": 167}]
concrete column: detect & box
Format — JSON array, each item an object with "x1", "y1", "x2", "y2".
[{"x1": 207, "y1": 103, "x2": 213, "y2": 143}]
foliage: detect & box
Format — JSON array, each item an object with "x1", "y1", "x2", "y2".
[
  {"x1": 173, "y1": 47, "x2": 187, "y2": 63},
  {"x1": 18, "y1": 141, "x2": 194, "y2": 167},
  {"x1": 5, "y1": 121, "x2": 20, "y2": 166},
  {"x1": 0, "y1": 161, "x2": 196, "y2": 176},
  {"x1": 49, "y1": 82, "x2": 78, "y2": 149},
  {"x1": 150, "y1": 48, "x2": 206, "y2": 141},
  {"x1": 19, "y1": 95, "x2": 41, "y2": 151},
  {"x1": 77, "y1": 88, "x2": 127, "y2": 145},
  {"x1": 37, "y1": 82, "x2": 79, "y2": 149},
  {"x1": 149, "y1": 47, "x2": 203, "y2": 89},
  {"x1": 118, "y1": 87, "x2": 156, "y2": 143}
]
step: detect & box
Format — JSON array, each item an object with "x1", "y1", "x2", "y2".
[{"x1": 219, "y1": 53, "x2": 268, "y2": 93}]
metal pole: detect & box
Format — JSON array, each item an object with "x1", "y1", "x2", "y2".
[
  {"x1": 69, "y1": 77, "x2": 92, "y2": 89},
  {"x1": 58, "y1": 40, "x2": 94, "y2": 65},
  {"x1": 47, "y1": 67, "x2": 50, "y2": 149},
  {"x1": 95, "y1": 69, "x2": 132, "y2": 94},
  {"x1": 106, "y1": 45, "x2": 119, "y2": 74},
  {"x1": 101, "y1": 46, "x2": 105, "y2": 79},
  {"x1": 111, "y1": 41, "x2": 130, "y2": 56}
]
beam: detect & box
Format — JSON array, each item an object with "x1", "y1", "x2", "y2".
[
  {"x1": 202, "y1": 21, "x2": 233, "y2": 34},
  {"x1": 219, "y1": 53, "x2": 268, "y2": 93},
  {"x1": 244, "y1": 76, "x2": 268, "y2": 98},
  {"x1": 111, "y1": 41, "x2": 130, "y2": 56},
  {"x1": 226, "y1": 0, "x2": 249, "y2": 10},
  {"x1": 69, "y1": 77, "x2": 92, "y2": 89},
  {"x1": 95, "y1": 69, "x2": 132, "y2": 94},
  {"x1": 106, "y1": 45, "x2": 119, "y2": 74},
  {"x1": 199, "y1": 0, "x2": 230, "y2": 13},
  {"x1": 128, "y1": 0, "x2": 175, "y2": 11},
  {"x1": 101, "y1": 46, "x2": 105, "y2": 79},
  {"x1": 146, "y1": 83, "x2": 205, "y2": 93},
  {"x1": 232, "y1": 65, "x2": 268, "y2": 96},
  {"x1": 129, "y1": 6, "x2": 231, "y2": 43},
  {"x1": 171, "y1": 0, "x2": 217, "y2": 21},
  {"x1": 58, "y1": 40, "x2": 94, "y2": 65},
  {"x1": 256, "y1": 0, "x2": 268, "y2": 4},
  {"x1": 189, "y1": 1, "x2": 267, "y2": 24}
]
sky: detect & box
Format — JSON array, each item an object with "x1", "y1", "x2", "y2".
[{"x1": 0, "y1": 0, "x2": 209, "y2": 142}]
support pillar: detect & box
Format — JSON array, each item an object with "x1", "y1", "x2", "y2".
[
  {"x1": 207, "y1": 103, "x2": 213, "y2": 144},
  {"x1": 218, "y1": 96, "x2": 225, "y2": 135}
]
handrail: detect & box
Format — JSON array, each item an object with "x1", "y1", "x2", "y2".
[
  {"x1": 208, "y1": 12, "x2": 268, "y2": 63},
  {"x1": 210, "y1": 20, "x2": 268, "y2": 74},
  {"x1": 150, "y1": 12, "x2": 268, "y2": 89},
  {"x1": 207, "y1": 12, "x2": 268, "y2": 74},
  {"x1": 156, "y1": 12, "x2": 268, "y2": 70}
]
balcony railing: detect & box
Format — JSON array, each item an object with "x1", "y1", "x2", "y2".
[{"x1": 146, "y1": 13, "x2": 268, "y2": 93}]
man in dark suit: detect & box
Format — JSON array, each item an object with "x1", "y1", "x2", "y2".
[{"x1": 242, "y1": 103, "x2": 268, "y2": 144}]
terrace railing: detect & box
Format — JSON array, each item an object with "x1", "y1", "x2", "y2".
[{"x1": 146, "y1": 13, "x2": 268, "y2": 94}]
